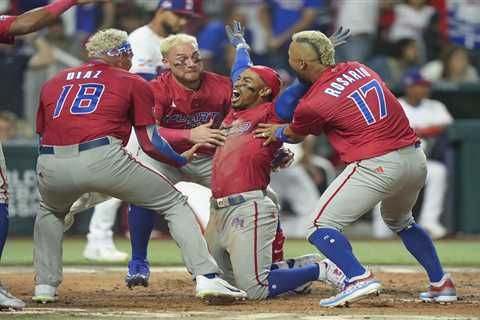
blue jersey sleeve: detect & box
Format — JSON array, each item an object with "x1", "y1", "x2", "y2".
[
  {"x1": 150, "y1": 126, "x2": 187, "y2": 166},
  {"x1": 136, "y1": 73, "x2": 157, "y2": 81},
  {"x1": 231, "y1": 47, "x2": 253, "y2": 83},
  {"x1": 274, "y1": 79, "x2": 310, "y2": 122}
]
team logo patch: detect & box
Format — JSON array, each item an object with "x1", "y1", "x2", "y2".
[
  {"x1": 238, "y1": 122, "x2": 252, "y2": 133},
  {"x1": 231, "y1": 217, "x2": 245, "y2": 229}
]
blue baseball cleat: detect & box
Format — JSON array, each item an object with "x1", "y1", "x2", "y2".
[
  {"x1": 319, "y1": 272, "x2": 381, "y2": 307},
  {"x1": 125, "y1": 259, "x2": 150, "y2": 289}
]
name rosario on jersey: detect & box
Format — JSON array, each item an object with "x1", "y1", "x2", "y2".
[
  {"x1": 65, "y1": 71, "x2": 103, "y2": 81},
  {"x1": 324, "y1": 66, "x2": 372, "y2": 98},
  {"x1": 163, "y1": 111, "x2": 221, "y2": 129}
]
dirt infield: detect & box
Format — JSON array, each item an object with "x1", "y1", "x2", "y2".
[{"x1": 1, "y1": 267, "x2": 479, "y2": 319}]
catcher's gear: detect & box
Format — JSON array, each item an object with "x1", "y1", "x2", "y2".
[{"x1": 225, "y1": 20, "x2": 250, "y2": 50}]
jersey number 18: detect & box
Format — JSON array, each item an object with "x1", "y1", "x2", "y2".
[{"x1": 53, "y1": 83, "x2": 105, "y2": 118}]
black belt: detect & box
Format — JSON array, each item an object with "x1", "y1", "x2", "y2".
[{"x1": 39, "y1": 137, "x2": 110, "y2": 155}]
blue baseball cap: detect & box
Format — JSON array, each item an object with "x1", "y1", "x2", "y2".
[
  {"x1": 157, "y1": 0, "x2": 198, "y2": 16},
  {"x1": 403, "y1": 69, "x2": 431, "y2": 87}
]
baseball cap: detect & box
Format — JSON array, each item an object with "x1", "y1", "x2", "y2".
[
  {"x1": 157, "y1": 0, "x2": 198, "y2": 16},
  {"x1": 403, "y1": 69, "x2": 431, "y2": 87},
  {"x1": 248, "y1": 66, "x2": 282, "y2": 98}
]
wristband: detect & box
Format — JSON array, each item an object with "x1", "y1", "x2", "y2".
[
  {"x1": 44, "y1": 0, "x2": 76, "y2": 17},
  {"x1": 274, "y1": 127, "x2": 293, "y2": 143}
]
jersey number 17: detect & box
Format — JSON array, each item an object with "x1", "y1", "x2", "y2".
[
  {"x1": 347, "y1": 79, "x2": 387, "y2": 125},
  {"x1": 53, "y1": 83, "x2": 105, "y2": 118}
]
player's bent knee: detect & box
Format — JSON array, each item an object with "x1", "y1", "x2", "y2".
[{"x1": 383, "y1": 215, "x2": 415, "y2": 233}]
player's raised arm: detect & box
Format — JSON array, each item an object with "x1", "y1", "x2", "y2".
[
  {"x1": 226, "y1": 20, "x2": 253, "y2": 82},
  {"x1": 7, "y1": 0, "x2": 107, "y2": 36}
]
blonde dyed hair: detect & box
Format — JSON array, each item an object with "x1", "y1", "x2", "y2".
[
  {"x1": 86, "y1": 28, "x2": 129, "y2": 58},
  {"x1": 292, "y1": 31, "x2": 335, "y2": 66},
  {"x1": 160, "y1": 33, "x2": 199, "y2": 57}
]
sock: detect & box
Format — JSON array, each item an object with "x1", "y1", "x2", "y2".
[
  {"x1": 398, "y1": 223, "x2": 444, "y2": 282},
  {"x1": 267, "y1": 264, "x2": 319, "y2": 298},
  {"x1": 128, "y1": 205, "x2": 155, "y2": 261},
  {"x1": 308, "y1": 228, "x2": 366, "y2": 279},
  {"x1": 0, "y1": 203, "x2": 8, "y2": 260}
]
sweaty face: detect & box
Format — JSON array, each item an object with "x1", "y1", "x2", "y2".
[
  {"x1": 165, "y1": 43, "x2": 203, "y2": 84},
  {"x1": 232, "y1": 69, "x2": 267, "y2": 109},
  {"x1": 162, "y1": 11, "x2": 189, "y2": 34}
]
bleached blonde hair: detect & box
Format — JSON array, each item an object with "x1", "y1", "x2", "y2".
[
  {"x1": 292, "y1": 31, "x2": 335, "y2": 66},
  {"x1": 85, "y1": 29, "x2": 129, "y2": 58},
  {"x1": 160, "y1": 33, "x2": 199, "y2": 57}
]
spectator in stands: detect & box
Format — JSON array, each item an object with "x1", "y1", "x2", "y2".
[
  {"x1": 0, "y1": 111, "x2": 18, "y2": 141},
  {"x1": 334, "y1": 0, "x2": 380, "y2": 63},
  {"x1": 421, "y1": 46, "x2": 479, "y2": 83},
  {"x1": 368, "y1": 38, "x2": 420, "y2": 88},
  {"x1": 373, "y1": 70, "x2": 453, "y2": 239},
  {"x1": 389, "y1": 0, "x2": 436, "y2": 63},
  {"x1": 261, "y1": 0, "x2": 323, "y2": 72}
]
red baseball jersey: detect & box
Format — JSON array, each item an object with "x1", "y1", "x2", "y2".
[
  {"x1": 0, "y1": 15, "x2": 15, "y2": 44},
  {"x1": 290, "y1": 61, "x2": 417, "y2": 163},
  {"x1": 37, "y1": 60, "x2": 155, "y2": 146},
  {"x1": 211, "y1": 103, "x2": 283, "y2": 198},
  {"x1": 150, "y1": 70, "x2": 232, "y2": 154}
]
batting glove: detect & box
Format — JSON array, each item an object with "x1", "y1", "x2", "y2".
[{"x1": 225, "y1": 20, "x2": 250, "y2": 50}]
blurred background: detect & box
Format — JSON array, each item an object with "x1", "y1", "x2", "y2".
[{"x1": 2, "y1": 0, "x2": 480, "y2": 241}]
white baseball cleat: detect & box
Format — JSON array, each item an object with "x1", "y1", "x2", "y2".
[
  {"x1": 83, "y1": 239, "x2": 128, "y2": 262},
  {"x1": 32, "y1": 284, "x2": 58, "y2": 304},
  {"x1": 420, "y1": 273, "x2": 457, "y2": 303},
  {"x1": 195, "y1": 275, "x2": 247, "y2": 303},
  {"x1": 319, "y1": 271, "x2": 381, "y2": 307},
  {"x1": 0, "y1": 284, "x2": 25, "y2": 310},
  {"x1": 320, "y1": 258, "x2": 347, "y2": 290}
]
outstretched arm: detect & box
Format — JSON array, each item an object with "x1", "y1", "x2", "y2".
[
  {"x1": 135, "y1": 125, "x2": 200, "y2": 168},
  {"x1": 274, "y1": 79, "x2": 310, "y2": 122},
  {"x1": 8, "y1": 0, "x2": 106, "y2": 36}
]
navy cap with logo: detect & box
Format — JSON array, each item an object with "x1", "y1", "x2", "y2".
[
  {"x1": 157, "y1": 0, "x2": 198, "y2": 16},
  {"x1": 403, "y1": 69, "x2": 431, "y2": 87}
]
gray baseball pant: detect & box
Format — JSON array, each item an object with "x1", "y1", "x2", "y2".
[
  {"x1": 206, "y1": 190, "x2": 278, "y2": 300},
  {"x1": 307, "y1": 144, "x2": 428, "y2": 236},
  {"x1": 34, "y1": 137, "x2": 221, "y2": 287}
]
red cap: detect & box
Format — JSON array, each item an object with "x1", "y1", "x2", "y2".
[{"x1": 248, "y1": 66, "x2": 282, "y2": 98}]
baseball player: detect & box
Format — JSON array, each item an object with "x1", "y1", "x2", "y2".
[
  {"x1": 124, "y1": 30, "x2": 293, "y2": 288},
  {"x1": 83, "y1": 0, "x2": 197, "y2": 262},
  {"x1": 256, "y1": 30, "x2": 457, "y2": 307},
  {"x1": 32, "y1": 28, "x2": 246, "y2": 304},
  {"x1": 0, "y1": 0, "x2": 107, "y2": 310},
  {"x1": 203, "y1": 21, "x2": 347, "y2": 300}
]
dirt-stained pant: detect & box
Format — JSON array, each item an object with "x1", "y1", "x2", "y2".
[
  {"x1": 34, "y1": 137, "x2": 221, "y2": 287},
  {"x1": 0, "y1": 144, "x2": 8, "y2": 205},
  {"x1": 307, "y1": 144, "x2": 428, "y2": 236},
  {"x1": 206, "y1": 191, "x2": 278, "y2": 300}
]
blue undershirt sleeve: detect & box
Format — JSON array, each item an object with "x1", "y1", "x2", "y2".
[
  {"x1": 150, "y1": 125, "x2": 187, "y2": 166},
  {"x1": 274, "y1": 79, "x2": 310, "y2": 122},
  {"x1": 231, "y1": 47, "x2": 253, "y2": 83}
]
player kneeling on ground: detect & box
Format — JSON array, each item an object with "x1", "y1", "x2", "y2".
[
  {"x1": 203, "y1": 22, "x2": 347, "y2": 300},
  {"x1": 32, "y1": 28, "x2": 246, "y2": 304}
]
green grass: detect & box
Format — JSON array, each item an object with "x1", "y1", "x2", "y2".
[{"x1": 2, "y1": 238, "x2": 479, "y2": 267}]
